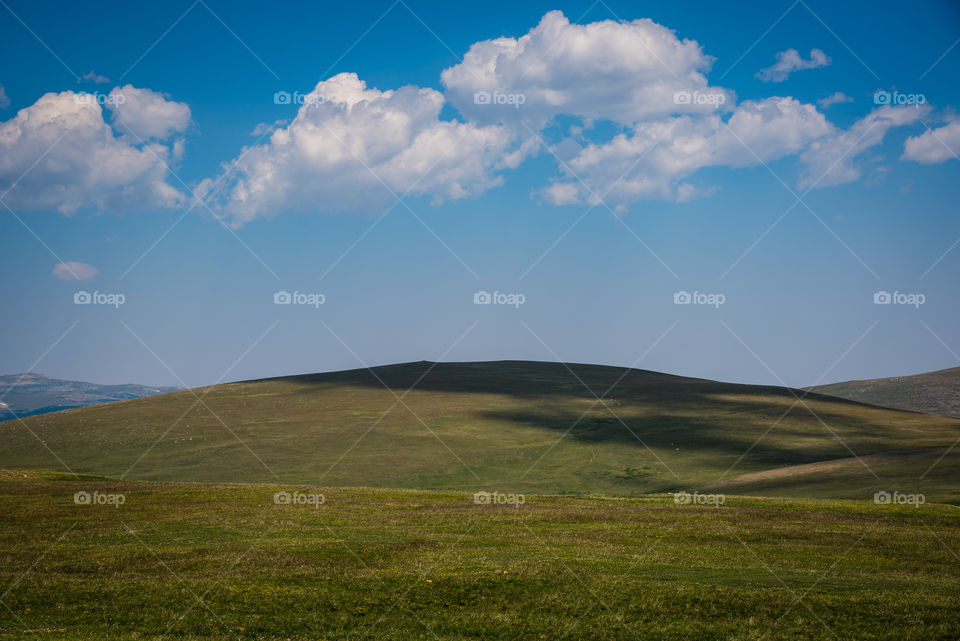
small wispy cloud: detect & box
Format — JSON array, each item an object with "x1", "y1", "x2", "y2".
[
  {"x1": 757, "y1": 48, "x2": 830, "y2": 82},
  {"x1": 818, "y1": 92, "x2": 853, "y2": 108},
  {"x1": 79, "y1": 70, "x2": 111, "y2": 84},
  {"x1": 251, "y1": 119, "x2": 287, "y2": 136},
  {"x1": 53, "y1": 262, "x2": 99, "y2": 281},
  {"x1": 0, "y1": 84, "x2": 9, "y2": 109}
]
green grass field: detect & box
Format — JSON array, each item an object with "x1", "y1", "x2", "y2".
[
  {"x1": 3, "y1": 362, "x2": 959, "y2": 639},
  {"x1": 1, "y1": 471, "x2": 958, "y2": 640},
  {"x1": 3, "y1": 361, "x2": 959, "y2": 502}
]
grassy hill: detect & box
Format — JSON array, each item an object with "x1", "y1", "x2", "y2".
[
  {"x1": 810, "y1": 366, "x2": 960, "y2": 418},
  {"x1": 2, "y1": 361, "x2": 959, "y2": 502},
  {"x1": 0, "y1": 471, "x2": 958, "y2": 640}
]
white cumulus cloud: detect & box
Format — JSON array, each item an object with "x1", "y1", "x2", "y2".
[
  {"x1": 107, "y1": 85, "x2": 191, "y2": 141},
  {"x1": 0, "y1": 88, "x2": 189, "y2": 214},
  {"x1": 204, "y1": 13, "x2": 934, "y2": 220},
  {"x1": 441, "y1": 10, "x2": 733, "y2": 129},
  {"x1": 902, "y1": 119, "x2": 960, "y2": 164},
  {"x1": 757, "y1": 48, "x2": 830, "y2": 83},
  {"x1": 543, "y1": 97, "x2": 833, "y2": 206},
  {"x1": 11, "y1": 12, "x2": 940, "y2": 223},
  {"x1": 798, "y1": 104, "x2": 930, "y2": 188},
  {"x1": 204, "y1": 73, "x2": 517, "y2": 226}
]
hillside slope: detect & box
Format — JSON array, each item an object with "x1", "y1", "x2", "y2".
[
  {"x1": 2, "y1": 361, "x2": 958, "y2": 501},
  {"x1": 810, "y1": 366, "x2": 960, "y2": 418}
]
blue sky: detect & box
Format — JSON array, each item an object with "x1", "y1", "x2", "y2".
[{"x1": 1, "y1": 0, "x2": 959, "y2": 389}]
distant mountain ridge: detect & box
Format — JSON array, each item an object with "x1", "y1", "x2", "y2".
[
  {"x1": 0, "y1": 373, "x2": 179, "y2": 420},
  {"x1": 809, "y1": 366, "x2": 960, "y2": 418}
]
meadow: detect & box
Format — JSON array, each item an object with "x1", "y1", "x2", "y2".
[{"x1": 1, "y1": 470, "x2": 958, "y2": 640}]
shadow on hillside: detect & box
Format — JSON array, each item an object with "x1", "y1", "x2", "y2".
[
  {"x1": 251, "y1": 361, "x2": 959, "y2": 471},
  {"x1": 475, "y1": 405, "x2": 895, "y2": 470},
  {"x1": 267, "y1": 360, "x2": 875, "y2": 408}
]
